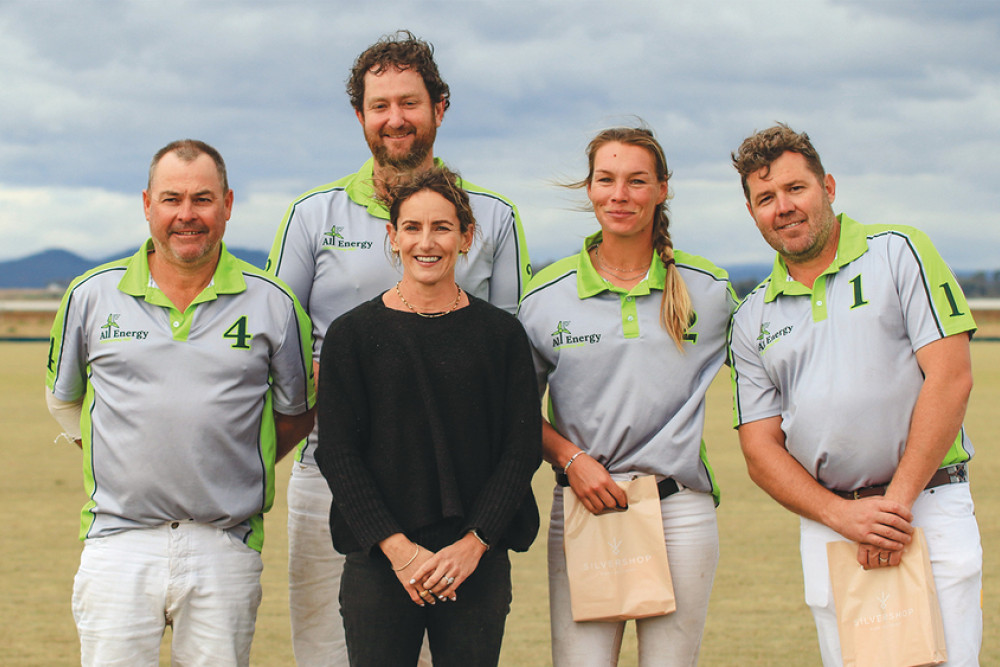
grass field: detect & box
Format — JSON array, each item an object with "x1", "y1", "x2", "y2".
[{"x1": 2, "y1": 342, "x2": 997, "y2": 665}]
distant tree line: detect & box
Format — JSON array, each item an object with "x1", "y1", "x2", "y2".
[
  {"x1": 731, "y1": 277, "x2": 764, "y2": 299},
  {"x1": 957, "y1": 272, "x2": 1000, "y2": 299},
  {"x1": 731, "y1": 272, "x2": 1000, "y2": 300},
  {"x1": 530, "y1": 263, "x2": 1000, "y2": 301}
]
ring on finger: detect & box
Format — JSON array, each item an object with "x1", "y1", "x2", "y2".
[{"x1": 446, "y1": 576, "x2": 455, "y2": 584}]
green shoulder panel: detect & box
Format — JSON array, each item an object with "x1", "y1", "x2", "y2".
[
  {"x1": 459, "y1": 176, "x2": 533, "y2": 297},
  {"x1": 675, "y1": 249, "x2": 739, "y2": 304},
  {"x1": 520, "y1": 255, "x2": 578, "y2": 303},
  {"x1": 265, "y1": 174, "x2": 355, "y2": 277},
  {"x1": 864, "y1": 223, "x2": 976, "y2": 337},
  {"x1": 673, "y1": 249, "x2": 729, "y2": 281},
  {"x1": 46, "y1": 258, "x2": 131, "y2": 390}
]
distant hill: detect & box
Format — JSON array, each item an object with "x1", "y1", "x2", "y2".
[
  {"x1": 4, "y1": 248, "x2": 997, "y2": 297},
  {"x1": 0, "y1": 247, "x2": 269, "y2": 289},
  {"x1": 723, "y1": 263, "x2": 771, "y2": 297}
]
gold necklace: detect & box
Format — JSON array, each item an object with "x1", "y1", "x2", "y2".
[
  {"x1": 395, "y1": 281, "x2": 463, "y2": 318},
  {"x1": 594, "y1": 246, "x2": 650, "y2": 279}
]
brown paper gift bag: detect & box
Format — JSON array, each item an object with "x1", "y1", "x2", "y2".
[
  {"x1": 563, "y1": 475, "x2": 676, "y2": 622},
  {"x1": 827, "y1": 528, "x2": 947, "y2": 667}
]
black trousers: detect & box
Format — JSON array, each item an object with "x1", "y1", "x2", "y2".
[{"x1": 340, "y1": 548, "x2": 512, "y2": 667}]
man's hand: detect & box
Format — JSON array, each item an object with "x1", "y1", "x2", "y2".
[
  {"x1": 829, "y1": 495, "x2": 914, "y2": 550},
  {"x1": 857, "y1": 542, "x2": 904, "y2": 570},
  {"x1": 825, "y1": 495, "x2": 914, "y2": 569}
]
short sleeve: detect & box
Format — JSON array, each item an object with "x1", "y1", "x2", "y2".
[{"x1": 728, "y1": 300, "x2": 782, "y2": 429}]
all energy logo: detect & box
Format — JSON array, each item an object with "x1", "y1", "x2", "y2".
[
  {"x1": 550, "y1": 321, "x2": 601, "y2": 349},
  {"x1": 322, "y1": 226, "x2": 373, "y2": 251},
  {"x1": 99, "y1": 313, "x2": 149, "y2": 342},
  {"x1": 101, "y1": 313, "x2": 120, "y2": 332},
  {"x1": 756, "y1": 320, "x2": 793, "y2": 353}
]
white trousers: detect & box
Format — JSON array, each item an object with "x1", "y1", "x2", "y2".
[
  {"x1": 287, "y1": 462, "x2": 348, "y2": 667},
  {"x1": 287, "y1": 462, "x2": 432, "y2": 667},
  {"x1": 548, "y1": 484, "x2": 719, "y2": 667},
  {"x1": 72, "y1": 522, "x2": 262, "y2": 667},
  {"x1": 800, "y1": 482, "x2": 982, "y2": 666}
]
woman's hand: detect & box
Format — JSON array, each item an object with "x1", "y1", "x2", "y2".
[
  {"x1": 380, "y1": 534, "x2": 437, "y2": 606},
  {"x1": 566, "y1": 451, "x2": 629, "y2": 515},
  {"x1": 409, "y1": 533, "x2": 488, "y2": 602},
  {"x1": 542, "y1": 421, "x2": 627, "y2": 515}
]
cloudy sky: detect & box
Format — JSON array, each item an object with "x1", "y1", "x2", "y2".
[{"x1": 2, "y1": 0, "x2": 998, "y2": 272}]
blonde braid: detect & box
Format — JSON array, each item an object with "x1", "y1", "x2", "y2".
[{"x1": 653, "y1": 212, "x2": 692, "y2": 351}]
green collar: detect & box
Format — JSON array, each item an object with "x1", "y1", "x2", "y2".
[
  {"x1": 344, "y1": 157, "x2": 448, "y2": 220},
  {"x1": 576, "y1": 231, "x2": 666, "y2": 298},
  {"x1": 117, "y1": 239, "x2": 247, "y2": 306},
  {"x1": 763, "y1": 213, "x2": 868, "y2": 301}
]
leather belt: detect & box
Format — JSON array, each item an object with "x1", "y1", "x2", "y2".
[
  {"x1": 555, "y1": 473, "x2": 680, "y2": 499},
  {"x1": 831, "y1": 463, "x2": 968, "y2": 500}
]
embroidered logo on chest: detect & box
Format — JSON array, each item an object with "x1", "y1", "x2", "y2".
[
  {"x1": 550, "y1": 321, "x2": 602, "y2": 349},
  {"x1": 756, "y1": 320, "x2": 793, "y2": 353},
  {"x1": 99, "y1": 313, "x2": 149, "y2": 342},
  {"x1": 322, "y1": 226, "x2": 374, "y2": 251}
]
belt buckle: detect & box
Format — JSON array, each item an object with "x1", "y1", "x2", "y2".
[{"x1": 947, "y1": 464, "x2": 968, "y2": 484}]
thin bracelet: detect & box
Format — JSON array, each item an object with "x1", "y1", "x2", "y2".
[
  {"x1": 392, "y1": 547, "x2": 419, "y2": 571},
  {"x1": 470, "y1": 529, "x2": 490, "y2": 550},
  {"x1": 563, "y1": 451, "x2": 584, "y2": 473}
]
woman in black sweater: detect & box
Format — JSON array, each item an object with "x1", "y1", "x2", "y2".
[{"x1": 315, "y1": 167, "x2": 541, "y2": 666}]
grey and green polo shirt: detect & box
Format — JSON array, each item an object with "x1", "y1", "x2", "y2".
[
  {"x1": 517, "y1": 233, "x2": 736, "y2": 501},
  {"x1": 267, "y1": 157, "x2": 531, "y2": 466},
  {"x1": 729, "y1": 214, "x2": 976, "y2": 491},
  {"x1": 46, "y1": 241, "x2": 316, "y2": 551}
]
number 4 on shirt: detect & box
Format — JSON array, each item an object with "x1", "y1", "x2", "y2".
[{"x1": 224, "y1": 316, "x2": 253, "y2": 349}]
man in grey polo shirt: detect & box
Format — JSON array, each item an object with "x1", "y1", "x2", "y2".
[
  {"x1": 728, "y1": 123, "x2": 981, "y2": 665},
  {"x1": 267, "y1": 30, "x2": 530, "y2": 666},
  {"x1": 46, "y1": 139, "x2": 316, "y2": 666}
]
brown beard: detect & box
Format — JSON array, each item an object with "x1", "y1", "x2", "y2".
[{"x1": 368, "y1": 125, "x2": 436, "y2": 172}]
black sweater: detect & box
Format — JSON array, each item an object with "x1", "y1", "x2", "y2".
[{"x1": 316, "y1": 294, "x2": 541, "y2": 555}]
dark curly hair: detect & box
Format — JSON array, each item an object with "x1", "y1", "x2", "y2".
[
  {"x1": 731, "y1": 123, "x2": 826, "y2": 202},
  {"x1": 347, "y1": 30, "x2": 451, "y2": 114}
]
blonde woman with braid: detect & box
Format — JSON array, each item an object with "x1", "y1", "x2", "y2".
[{"x1": 518, "y1": 126, "x2": 736, "y2": 666}]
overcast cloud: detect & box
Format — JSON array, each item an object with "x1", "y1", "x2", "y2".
[{"x1": 1, "y1": 0, "x2": 998, "y2": 271}]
